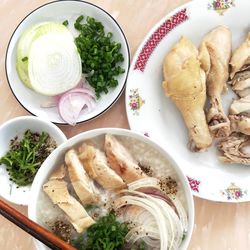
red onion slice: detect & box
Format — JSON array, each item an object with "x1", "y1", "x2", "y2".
[{"x1": 58, "y1": 89, "x2": 95, "y2": 125}]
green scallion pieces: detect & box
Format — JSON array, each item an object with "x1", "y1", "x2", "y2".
[{"x1": 74, "y1": 15, "x2": 125, "y2": 98}]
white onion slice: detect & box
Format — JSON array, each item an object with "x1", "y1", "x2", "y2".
[
  {"x1": 114, "y1": 195, "x2": 168, "y2": 250},
  {"x1": 125, "y1": 225, "x2": 160, "y2": 246},
  {"x1": 16, "y1": 22, "x2": 49, "y2": 88},
  {"x1": 114, "y1": 190, "x2": 186, "y2": 250},
  {"x1": 126, "y1": 226, "x2": 160, "y2": 240},
  {"x1": 28, "y1": 33, "x2": 81, "y2": 96},
  {"x1": 125, "y1": 190, "x2": 183, "y2": 249},
  {"x1": 128, "y1": 177, "x2": 160, "y2": 191},
  {"x1": 170, "y1": 196, "x2": 188, "y2": 233}
]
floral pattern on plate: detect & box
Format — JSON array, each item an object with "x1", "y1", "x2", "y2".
[
  {"x1": 221, "y1": 183, "x2": 247, "y2": 200},
  {"x1": 187, "y1": 176, "x2": 200, "y2": 193},
  {"x1": 128, "y1": 89, "x2": 145, "y2": 115},
  {"x1": 134, "y1": 8, "x2": 188, "y2": 72},
  {"x1": 208, "y1": 0, "x2": 235, "y2": 15}
]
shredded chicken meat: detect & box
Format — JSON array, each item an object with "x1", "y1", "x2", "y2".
[{"x1": 217, "y1": 132, "x2": 250, "y2": 165}]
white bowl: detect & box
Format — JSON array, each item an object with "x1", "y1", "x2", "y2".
[
  {"x1": 5, "y1": 0, "x2": 130, "y2": 124},
  {"x1": 0, "y1": 116, "x2": 67, "y2": 205},
  {"x1": 28, "y1": 128, "x2": 194, "y2": 250}
]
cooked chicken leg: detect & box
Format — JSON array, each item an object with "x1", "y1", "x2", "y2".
[
  {"x1": 162, "y1": 36, "x2": 212, "y2": 151},
  {"x1": 199, "y1": 26, "x2": 232, "y2": 137}
]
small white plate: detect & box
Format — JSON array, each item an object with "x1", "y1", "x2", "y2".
[
  {"x1": 5, "y1": 0, "x2": 130, "y2": 124},
  {"x1": 0, "y1": 116, "x2": 67, "y2": 205},
  {"x1": 125, "y1": 0, "x2": 250, "y2": 202}
]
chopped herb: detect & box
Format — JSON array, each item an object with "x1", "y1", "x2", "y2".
[
  {"x1": 62, "y1": 20, "x2": 69, "y2": 26},
  {"x1": 0, "y1": 130, "x2": 57, "y2": 186},
  {"x1": 130, "y1": 241, "x2": 146, "y2": 250},
  {"x1": 72, "y1": 213, "x2": 129, "y2": 250},
  {"x1": 84, "y1": 204, "x2": 99, "y2": 211},
  {"x1": 182, "y1": 233, "x2": 186, "y2": 241},
  {"x1": 74, "y1": 15, "x2": 125, "y2": 98},
  {"x1": 21, "y1": 57, "x2": 28, "y2": 62},
  {"x1": 139, "y1": 241, "x2": 146, "y2": 249}
]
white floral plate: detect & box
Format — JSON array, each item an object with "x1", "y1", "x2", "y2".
[
  {"x1": 125, "y1": 0, "x2": 250, "y2": 202},
  {"x1": 5, "y1": 0, "x2": 130, "y2": 125}
]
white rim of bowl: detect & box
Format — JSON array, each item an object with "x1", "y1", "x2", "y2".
[{"x1": 0, "y1": 116, "x2": 67, "y2": 141}]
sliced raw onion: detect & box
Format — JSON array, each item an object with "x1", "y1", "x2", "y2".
[
  {"x1": 16, "y1": 22, "x2": 49, "y2": 88},
  {"x1": 141, "y1": 189, "x2": 178, "y2": 216},
  {"x1": 125, "y1": 225, "x2": 160, "y2": 246},
  {"x1": 114, "y1": 195, "x2": 168, "y2": 250},
  {"x1": 128, "y1": 177, "x2": 160, "y2": 191},
  {"x1": 58, "y1": 88, "x2": 95, "y2": 125},
  {"x1": 28, "y1": 32, "x2": 81, "y2": 96},
  {"x1": 67, "y1": 87, "x2": 96, "y2": 99},
  {"x1": 114, "y1": 190, "x2": 186, "y2": 250},
  {"x1": 170, "y1": 196, "x2": 188, "y2": 233}
]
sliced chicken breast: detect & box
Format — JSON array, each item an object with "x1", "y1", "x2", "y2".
[
  {"x1": 43, "y1": 179, "x2": 95, "y2": 233},
  {"x1": 104, "y1": 134, "x2": 146, "y2": 183},
  {"x1": 78, "y1": 143, "x2": 126, "y2": 190},
  {"x1": 49, "y1": 164, "x2": 66, "y2": 180},
  {"x1": 65, "y1": 149, "x2": 99, "y2": 205}
]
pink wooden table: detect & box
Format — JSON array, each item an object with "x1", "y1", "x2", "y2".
[{"x1": 0, "y1": 0, "x2": 250, "y2": 249}]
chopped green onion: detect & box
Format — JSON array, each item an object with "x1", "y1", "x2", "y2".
[
  {"x1": 21, "y1": 56, "x2": 28, "y2": 62},
  {"x1": 62, "y1": 20, "x2": 69, "y2": 26},
  {"x1": 74, "y1": 15, "x2": 125, "y2": 98},
  {"x1": 72, "y1": 213, "x2": 128, "y2": 250}
]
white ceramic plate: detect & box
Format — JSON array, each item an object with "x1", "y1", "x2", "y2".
[
  {"x1": 0, "y1": 116, "x2": 67, "y2": 205},
  {"x1": 28, "y1": 128, "x2": 194, "y2": 250},
  {"x1": 125, "y1": 0, "x2": 250, "y2": 202},
  {"x1": 5, "y1": 0, "x2": 130, "y2": 124}
]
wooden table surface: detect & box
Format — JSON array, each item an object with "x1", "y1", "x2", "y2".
[{"x1": 0, "y1": 0, "x2": 250, "y2": 249}]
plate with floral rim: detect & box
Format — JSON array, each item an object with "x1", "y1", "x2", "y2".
[{"x1": 125, "y1": 0, "x2": 250, "y2": 202}]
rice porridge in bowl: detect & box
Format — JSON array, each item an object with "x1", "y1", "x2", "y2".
[{"x1": 28, "y1": 128, "x2": 194, "y2": 250}]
